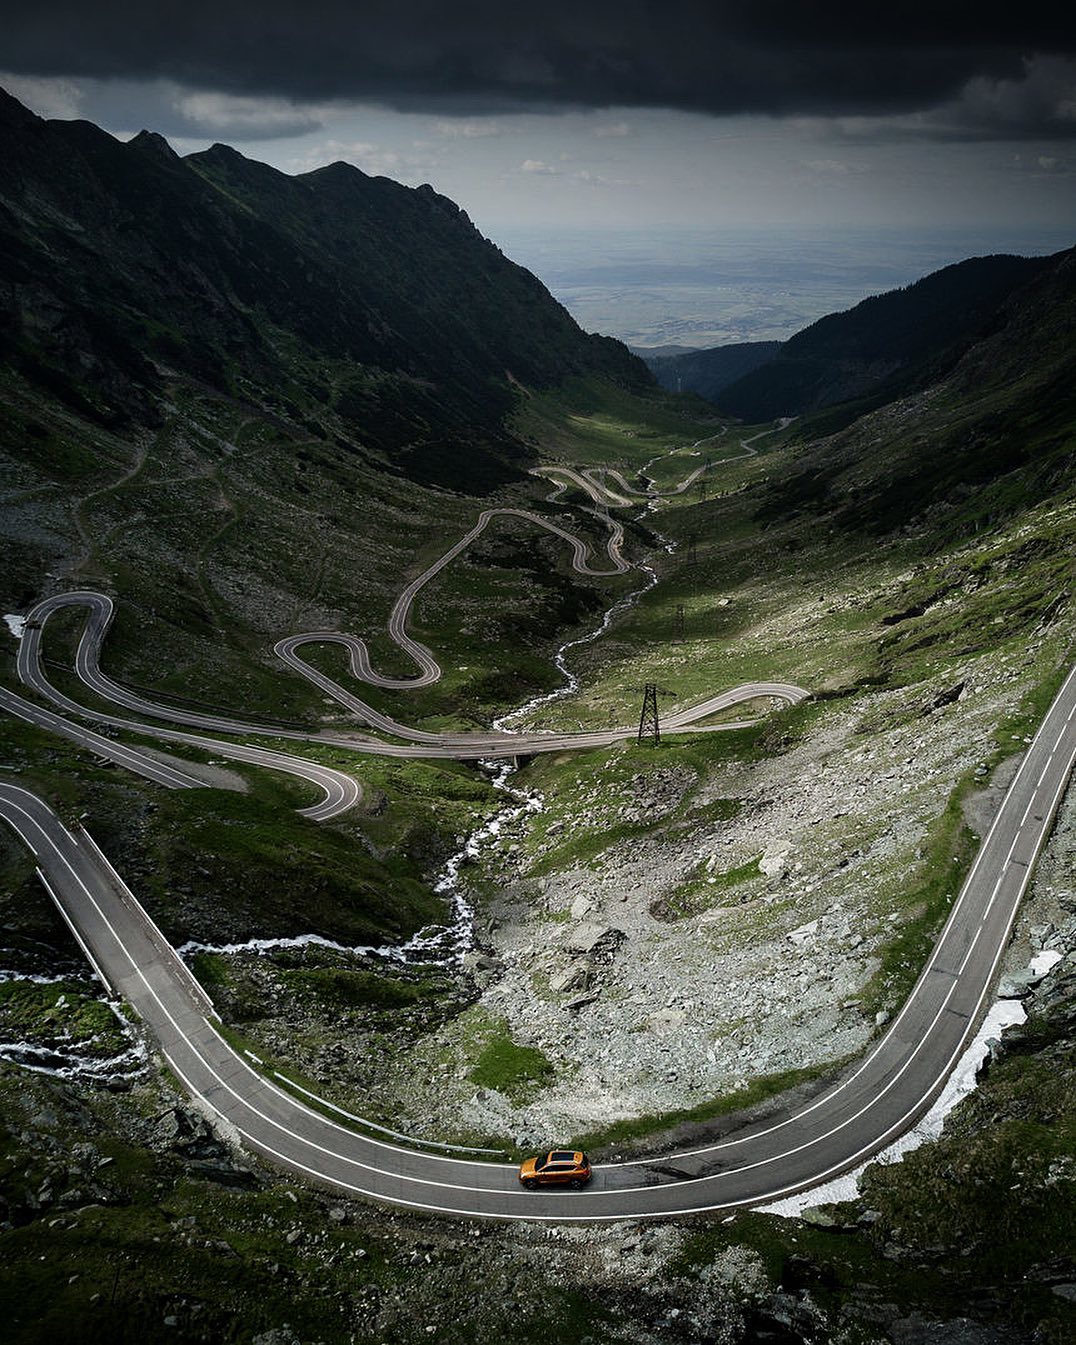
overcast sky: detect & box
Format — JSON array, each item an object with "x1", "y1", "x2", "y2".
[{"x1": 3, "y1": 4, "x2": 1074, "y2": 243}]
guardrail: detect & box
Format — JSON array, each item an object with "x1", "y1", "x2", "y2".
[{"x1": 273, "y1": 1070, "x2": 508, "y2": 1157}]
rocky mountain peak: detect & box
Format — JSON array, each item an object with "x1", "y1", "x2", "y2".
[{"x1": 126, "y1": 128, "x2": 179, "y2": 163}]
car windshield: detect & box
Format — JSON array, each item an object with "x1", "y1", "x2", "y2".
[{"x1": 534, "y1": 1155, "x2": 548, "y2": 1172}]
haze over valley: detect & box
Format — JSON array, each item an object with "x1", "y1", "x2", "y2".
[{"x1": 496, "y1": 225, "x2": 1076, "y2": 349}]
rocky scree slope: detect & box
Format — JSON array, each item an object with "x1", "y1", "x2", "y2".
[
  {"x1": 0, "y1": 87, "x2": 648, "y2": 492},
  {"x1": 1, "y1": 759, "x2": 1073, "y2": 1345}
]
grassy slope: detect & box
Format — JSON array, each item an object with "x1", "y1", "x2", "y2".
[
  {"x1": 173, "y1": 339, "x2": 1075, "y2": 1155},
  {"x1": 0, "y1": 363, "x2": 720, "y2": 1096}
]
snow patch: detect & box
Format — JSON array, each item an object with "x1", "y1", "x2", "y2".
[
  {"x1": 760, "y1": 996, "x2": 1027, "y2": 1217},
  {"x1": 1030, "y1": 949, "x2": 1063, "y2": 977},
  {"x1": 4, "y1": 614, "x2": 26, "y2": 639}
]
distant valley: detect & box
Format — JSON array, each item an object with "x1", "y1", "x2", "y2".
[
  {"x1": 641, "y1": 252, "x2": 1059, "y2": 428},
  {"x1": 497, "y1": 224, "x2": 1075, "y2": 349}
]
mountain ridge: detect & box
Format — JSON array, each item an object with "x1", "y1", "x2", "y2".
[
  {"x1": 2, "y1": 85, "x2": 1076, "y2": 1345},
  {"x1": 752, "y1": 244, "x2": 1076, "y2": 538},
  {"x1": 0, "y1": 88, "x2": 649, "y2": 492},
  {"x1": 641, "y1": 340, "x2": 782, "y2": 401},
  {"x1": 639, "y1": 251, "x2": 1064, "y2": 431},
  {"x1": 716, "y1": 251, "x2": 1058, "y2": 424}
]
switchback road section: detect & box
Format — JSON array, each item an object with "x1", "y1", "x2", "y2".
[{"x1": 2, "y1": 661, "x2": 1074, "y2": 1219}]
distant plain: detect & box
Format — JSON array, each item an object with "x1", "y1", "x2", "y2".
[{"x1": 498, "y1": 225, "x2": 1076, "y2": 348}]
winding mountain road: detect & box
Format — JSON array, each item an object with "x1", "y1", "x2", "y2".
[
  {"x1": 531, "y1": 426, "x2": 777, "y2": 509},
  {"x1": 13, "y1": 467, "x2": 807, "y2": 771},
  {"x1": 2, "y1": 460, "x2": 1071, "y2": 1219},
  {"x1": 1, "y1": 656, "x2": 1073, "y2": 1218}
]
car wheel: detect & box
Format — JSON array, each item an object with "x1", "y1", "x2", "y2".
[
  {"x1": 570, "y1": 1179, "x2": 584, "y2": 1189},
  {"x1": 522, "y1": 1178, "x2": 538, "y2": 1189}
]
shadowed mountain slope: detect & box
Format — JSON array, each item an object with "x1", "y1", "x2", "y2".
[
  {"x1": 753, "y1": 245, "x2": 1076, "y2": 539},
  {"x1": 0, "y1": 88, "x2": 648, "y2": 492},
  {"x1": 640, "y1": 340, "x2": 782, "y2": 402},
  {"x1": 714, "y1": 253, "x2": 1057, "y2": 425}
]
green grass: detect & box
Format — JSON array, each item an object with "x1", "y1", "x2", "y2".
[
  {"x1": 0, "y1": 703, "x2": 481, "y2": 952},
  {"x1": 189, "y1": 952, "x2": 229, "y2": 989},
  {"x1": 513, "y1": 705, "x2": 819, "y2": 877},
  {"x1": 860, "y1": 651, "x2": 1076, "y2": 1018},
  {"x1": 280, "y1": 965, "x2": 441, "y2": 1011},
  {"x1": 136, "y1": 782, "x2": 443, "y2": 947},
  {"x1": 656, "y1": 854, "x2": 763, "y2": 920},
  {"x1": 212, "y1": 1014, "x2": 446, "y2": 1140},
  {"x1": 529, "y1": 816, "x2": 656, "y2": 876},
  {"x1": 469, "y1": 1026, "x2": 555, "y2": 1102},
  {"x1": 570, "y1": 1061, "x2": 835, "y2": 1156},
  {"x1": 0, "y1": 1066, "x2": 400, "y2": 1345},
  {"x1": 993, "y1": 656, "x2": 1074, "y2": 750},
  {"x1": 0, "y1": 980, "x2": 128, "y2": 1052},
  {"x1": 857, "y1": 775, "x2": 979, "y2": 1017},
  {"x1": 514, "y1": 376, "x2": 720, "y2": 467}
]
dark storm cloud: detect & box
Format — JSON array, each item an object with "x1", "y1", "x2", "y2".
[{"x1": 4, "y1": 2, "x2": 1076, "y2": 132}]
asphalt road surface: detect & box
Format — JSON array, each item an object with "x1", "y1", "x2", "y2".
[
  {"x1": 15, "y1": 587, "x2": 807, "y2": 760},
  {"x1": 1, "y1": 656, "x2": 1073, "y2": 1218},
  {"x1": 13, "y1": 606, "x2": 362, "y2": 821},
  {"x1": 531, "y1": 427, "x2": 777, "y2": 509}
]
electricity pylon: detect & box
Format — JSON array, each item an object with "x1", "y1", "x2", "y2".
[{"x1": 638, "y1": 683, "x2": 660, "y2": 745}]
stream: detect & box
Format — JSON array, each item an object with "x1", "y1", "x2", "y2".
[
  {"x1": 176, "y1": 487, "x2": 676, "y2": 974},
  {"x1": 1, "y1": 480, "x2": 678, "y2": 1080},
  {"x1": 0, "y1": 989, "x2": 149, "y2": 1083}
]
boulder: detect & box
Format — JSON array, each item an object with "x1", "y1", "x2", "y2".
[
  {"x1": 997, "y1": 967, "x2": 1046, "y2": 999},
  {"x1": 759, "y1": 840, "x2": 793, "y2": 878},
  {"x1": 564, "y1": 922, "x2": 620, "y2": 955},
  {"x1": 548, "y1": 963, "x2": 589, "y2": 994},
  {"x1": 570, "y1": 893, "x2": 596, "y2": 921},
  {"x1": 788, "y1": 919, "x2": 819, "y2": 946}
]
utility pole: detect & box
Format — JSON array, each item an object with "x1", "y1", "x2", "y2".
[
  {"x1": 697, "y1": 477, "x2": 710, "y2": 500},
  {"x1": 637, "y1": 683, "x2": 660, "y2": 745},
  {"x1": 673, "y1": 603, "x2": 685, "y2": 641},
  {"x1": 686, "y1": 533, "x2": 697, "y2": 566}
]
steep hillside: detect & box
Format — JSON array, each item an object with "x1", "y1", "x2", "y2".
[
  {"x1": 753, "y1": 246, "x2": 1076, "y2": 540},
  {"x1": 716, "y1": 252, "x2": 1055, "y2": 424},
  {"x1": 0, "y1": 88, "x2": 648, "y2": 492},
  {"x1": 641, "y1": 339, "x2": 782, "y2": 400}
]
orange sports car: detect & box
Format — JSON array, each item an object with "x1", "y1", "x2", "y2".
[{"x1": 518, "y1": 1150, "x2": 592, "y2": 1189}]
